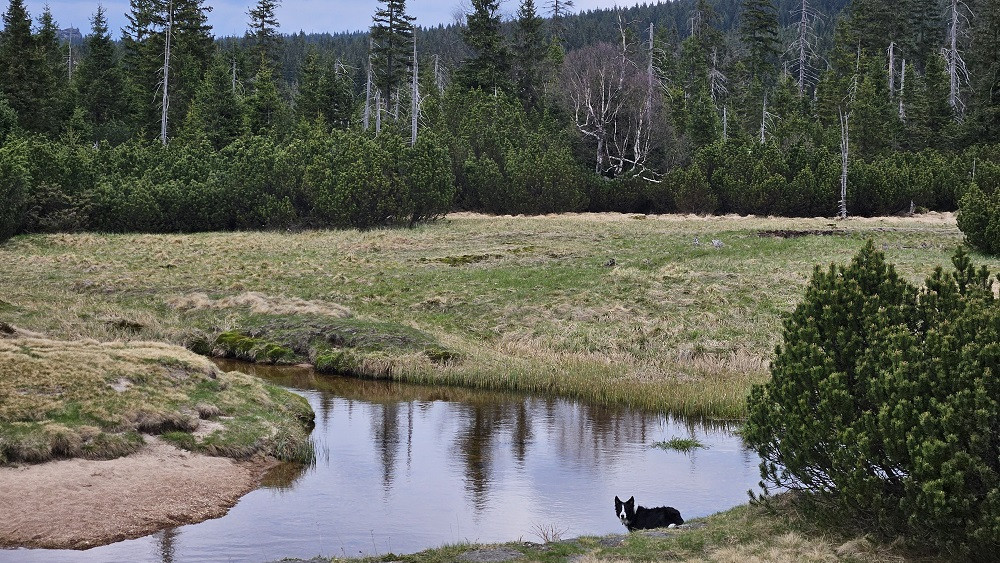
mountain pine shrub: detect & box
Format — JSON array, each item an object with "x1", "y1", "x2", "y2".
[
  {"x1": 745, "y1": 241, "x2": 1000, "y2": 557},
  {"x1": 958, "y1": 183, "x2": 1000, "y2": 255}
]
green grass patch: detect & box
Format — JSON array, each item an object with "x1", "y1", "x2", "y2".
[{"x1": 651, "y1": 436, "x2": 706, "y2": 452}]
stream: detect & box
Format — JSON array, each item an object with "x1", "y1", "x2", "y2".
[{"x1": 6, "y1": 361, "x2": 764, "y2": 562}]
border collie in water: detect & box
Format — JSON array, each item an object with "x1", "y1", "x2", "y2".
[{"x1": 614, "y1": 496, "x2": 684, "y2": 531}]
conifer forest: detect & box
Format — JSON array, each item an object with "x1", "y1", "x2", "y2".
[{"x1": 1, "y1": 0, "x2": 1000, "y2": 250}]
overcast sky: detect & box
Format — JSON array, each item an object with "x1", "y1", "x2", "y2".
[{"x1": 22, "y1": 1, "x2": 638, "y2": 37}]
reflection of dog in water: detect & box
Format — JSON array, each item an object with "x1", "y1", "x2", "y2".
[{"x1": 614, "y1": 496, "x2": 684, "y2": 531}]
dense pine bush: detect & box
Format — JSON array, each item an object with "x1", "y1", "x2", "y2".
[
  {"x1": 958, "y1": 183, "x2": 1000, "y2": 255},
  {"x1": 0, "y1": 138, "x2": 30, "y2": 241},
  {"x1": 745, "y1": 242, "x2": 1000, "y2": 556},
  {"x1": 0, "y1": 126, "x2": 457, "y2": 236}
]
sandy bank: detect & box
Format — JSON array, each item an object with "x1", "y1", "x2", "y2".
[{"x1": 0, "y1": 436, "x2": 274, "y2": 550}]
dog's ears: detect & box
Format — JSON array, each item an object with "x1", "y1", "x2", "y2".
[
  {"x1": 626, "y1": 496, "x2": 634, "y2": 504},
  {"x1": 614, "y1": 496, "x2": 622, "y2": 503}
]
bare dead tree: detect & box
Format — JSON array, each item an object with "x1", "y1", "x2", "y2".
[
  {"x1": 563, "y1": 22, "x2": 660, "y2": 181},
  {"x1": 945, "y1": 0, "x2": 972, "y2": 117},
  {"x1": 722, "y1": 105, "x2": 728, "y2": 141},
  {"x1": 159, "y1": 0, "x2": 173, "y2": 145},
  {"x1": 709, "y1": 47, "x2": 728, "y2": 103},
  {"x1": 647, "y1": 23, "x2": 654, "y2": 121},
  {"x1": 433, "y1": 54, "x2": 445, "y2": 93},
  {"x1": 67, "y1": 36, "x2": 75, "y2": 81},
  {"x1": 898, "y1": 58, "x2": 906, "y2": 120},
  {"x1": 887, "y1": 42, "x2": 896, "y2": 97},
  {"x1": 759, "y1": 93, "x2": 776, "y2": 144},
  {"x1": 689, "y1": 6, "x2": 703, "y2": 38},
  {"x1": 363, "y1": 39, "x2": 374, "y2": 131},
  {"x1": 849, "y1": 41, "x2": 861, "y2": 103},
  {"x1": 786, "y1": 0, "x2": 822, "y2": 97},
  {"x1": 838, "y1": 107, "x2": 849, "y2": 219},
  {"x1": 411, "y1": 38, "x2": 419, "y2": 146}
]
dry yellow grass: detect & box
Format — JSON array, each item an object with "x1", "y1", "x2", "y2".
[
  {"x1": 2, "y1": 212, "x2": 993, "y2": 418},
  {"x1": 167, "y1": 291, "x2": 353, "y2": 318}
]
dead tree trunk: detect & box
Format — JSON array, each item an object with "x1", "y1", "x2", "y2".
[
  {"x1": 363, "y1": 39, "x2": 374, "y2": 131},
  {"x1": 759, "y1": 94, "x2": 772, "y2": 144},
  {"x1": 789, "y1": 0, "x2": 820, "y2": 97},
  {"x1": 723, "y1": 105, "x2": 728, "y2": 142},
  {"x1": 411, "y1": 39, "x2": 419, "y2": 146},
  {"x1": 838, "y1": 108, "x2": 849, "y2": 219},
  {"x1": 898, "y1": 59, "x2": 906, "y2": 120},
  {"x1": 945, "y1": 0, "x2": 971, "y2": 117},
  {"x1": 160, "y1": 0, "x2": 173, "y2": 145},
  {"x1": 887, "y1": 42, "x2": 896, "y2": 98}
]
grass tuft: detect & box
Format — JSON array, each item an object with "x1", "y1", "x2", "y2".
[{"x1": 652, "y1": 436, "x2": 706, "y2": 452}]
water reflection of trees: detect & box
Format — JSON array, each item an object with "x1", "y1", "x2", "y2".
[
  {"x1": 156, "y1": 528, "x2": 178, "y2": 563},
  {"x1": 237, "y1": 361, "x2": 748, "y2": 514},
  {"x1": 373, "y1": 402, "x2": 400, "y2": 492}
]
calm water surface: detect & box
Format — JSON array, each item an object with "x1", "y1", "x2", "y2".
[{"x1": 6, "y1": 362, "x2": 763, "y2": 562}]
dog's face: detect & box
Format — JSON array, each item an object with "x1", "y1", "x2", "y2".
[{"x1": 614, "y1": 496, "x2": 635, "y2": 526}]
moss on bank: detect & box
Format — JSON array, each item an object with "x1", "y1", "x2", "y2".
[
  {"x1": 0, "y1": 330, "x2": 314, "y2": 465},
  {"x1": 211, "y1": 314, "x2": 461, "y2": 379}
]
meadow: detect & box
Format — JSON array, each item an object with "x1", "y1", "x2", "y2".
[{"x1": 2, "y1": 211, "x2": 987, "y2": 420}]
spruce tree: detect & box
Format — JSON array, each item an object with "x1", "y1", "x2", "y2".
[
  {"x1": 923, "y1": 51, "x2": 954, "y2": 146},
  {"x1": 848, "y1": 0, "x2": 906, "y2": 55},
  {"x1": 247, "y1": 0, "x2": 281, "y2": 67},
  {"x1": 75, "y1": 6, "x2": 127, "y2": 139},
  {"x1": 118, "y1": 0, "x2": 214, "y2": 140},
  {"x1": 457, "y1": 0, "x2": 512, "y2": 94},
  {"x1": 849, "y1": 57, "x2": 896, "y2": 157},
  {"x1": 907, "y1": 0, "x2": 944, "y2": 66},
  {"x1": 545, "y1": 0, "x2": 574, "y2": 47},
  {"x1": 35, "y1": 5, "x2": 69, "y2": 135},
  {"x1": 296, "y1": 48, "x2": 327, "y2": 123},
  {"x1": 121, "y1": 0, "x2": 161, "y2": 137},
  {"x1": 170, "y1": 0, "x2": 214, "y2": 125},
  {"x1": 370, "y1": 0, "x2": 415, "y2": 106},
  {"x1": 295, "y1": 50, "x2": 354, "y2": 129},
  {"x1": 900, "y1": 60, "x2": 930, "y2": 148},
  {"x1": 0, "y1": 0, "x2": 43, "y2": 131},
  {"x1": 513, "y1": 0, "x2": 547, "y2": 112},
  {"x1": 968, "y1": 0, "x2": 1000, "y2": 139},
  {"x1": 183, "y1": 54, "x2": 244, "y2": 149},
  {"x1": 738, "y1": 0, "x2": 779, "y2": 86},
  {"x1": 245, "y1": 63, "x2": 288, "y2": 135}
]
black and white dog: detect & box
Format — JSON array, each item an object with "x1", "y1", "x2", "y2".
[{"x1": 614, "y1": 495, "x2": 683, "y2": 531}]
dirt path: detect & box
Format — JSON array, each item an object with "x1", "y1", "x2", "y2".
[{"x1": 0, "y1": 436, "x2": 275, "y2": 550}]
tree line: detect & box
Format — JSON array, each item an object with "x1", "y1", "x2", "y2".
[{"x1": 1, "y1": 0, "x2": 1000, "y2": 250}]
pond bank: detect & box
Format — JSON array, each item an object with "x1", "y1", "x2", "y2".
[
  {"x1": 0, "y1": 329, "x2": 314, "y2": 550},
  {"x1": 0, "y1": 436, "x2": 275, "y2": 549}
]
